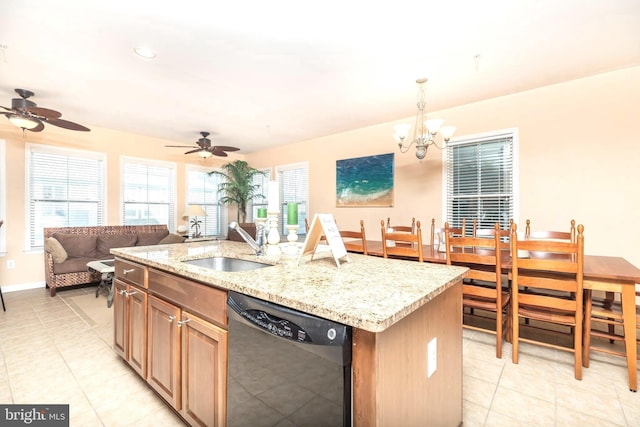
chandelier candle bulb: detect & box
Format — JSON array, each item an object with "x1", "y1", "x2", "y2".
[
  {"x1": 257, "y1": 207, "x2": 267, "y2": 218},
  {"x1": 268, "y1": 181, "x2": 279, "y2": 212},
  {"x1": 287, "y1": 203, "x2": 298, "y2": 225}
]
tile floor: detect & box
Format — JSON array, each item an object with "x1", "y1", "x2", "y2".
[{"x1": 0, "y1": 287, "x2": 638, "y2": 426}]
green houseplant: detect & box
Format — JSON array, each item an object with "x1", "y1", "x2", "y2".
[{"x1": 209, "y1": 160, "x2": 267, "y2": 223}]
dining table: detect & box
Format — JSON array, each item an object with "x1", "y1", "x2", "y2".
[{"x1": 362, "y1": 240, "x2": 640, "y2": 391}]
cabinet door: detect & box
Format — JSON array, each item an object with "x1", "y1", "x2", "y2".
[
  {"x1": 147, "y1": 295, "x2": 181, "y2": 409},
  {"x1": 128, "y1": 285, "x2": 148, "y2": 378},
  {"x1": 181, "y1": 311, "x2": 228, "y2": 427},
  {"x1": 113, "y1": 279, "x2": 128, "y2": 359}
]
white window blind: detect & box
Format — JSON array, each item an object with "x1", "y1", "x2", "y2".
[
  {"x1": 186, "y1": 166, "x2": 225, "y2": 236},
  {"x1": 28, "y1": 144, "x2": 105, "y2": 248},
  {"x1": 445, "y1": 131, "x2": 516, "y2": 233},
  {"x1": 122, "y1": 158, "x2": 176, "y2": 230},
  {"x1": 276, "y1": 162, "x2": 308, "y2": 235},
  {"x1": 249, "y1": 168, "x2": 271, "y2": 222}
]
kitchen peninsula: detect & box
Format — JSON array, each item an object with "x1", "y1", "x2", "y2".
[{"x1": 111, "y1": 240, "x2": 468, "y2": 427}]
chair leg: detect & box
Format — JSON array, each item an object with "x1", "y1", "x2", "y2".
[
  {"x1": 0, "y1": 286, "x2": 5, "y2": 312},
  {"x1": 583, "y1": 290, "x2": 592, "y2": 368}
]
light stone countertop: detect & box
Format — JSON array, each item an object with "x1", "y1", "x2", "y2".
[{"x1": 111, "y1": 240, "x2": 468, "y2": 333}]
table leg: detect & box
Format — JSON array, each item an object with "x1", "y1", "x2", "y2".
[{"x1": 621, "y1": 283, "x2": 637, "y2": 392}]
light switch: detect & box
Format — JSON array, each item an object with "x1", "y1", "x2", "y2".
[{"x1": 427, "y1": 337, "x2": 437, "y2": 378}]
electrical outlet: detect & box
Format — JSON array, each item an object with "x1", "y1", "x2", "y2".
[
  {"x1": 7, "y1": 259, "x2": 15, "y2": 269},
  {"x1": 427, "y1": 337, "x2": 437, "y2": 378}
]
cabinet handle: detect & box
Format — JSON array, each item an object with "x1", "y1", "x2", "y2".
[
  {"x1": 125, "y1": 290, "x2": 137, "y2": 297},
  {"x1": 122, "y1": 268, "x2": 135, "y2": 275},
  {"x1": 178, "y1": 318, "x2": 191, "y2": 327},
  {"x1": 168, "y1": 315, "x2": 176, "y2": 323},
  {"x1": 118, "y1": 289, "x2": 126, "y2": 296}
]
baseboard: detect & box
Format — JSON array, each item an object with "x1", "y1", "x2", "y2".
[{"x1": 1, "y1": 281, "x2": 45, "y2": 293}]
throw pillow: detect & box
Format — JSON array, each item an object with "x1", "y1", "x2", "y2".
[
  {"x1": 44, "y1": 237, "x2": 68, "y2": 264},
  {"x1": 53, "y1": 233, "x2": 98, "y2": 258},
  {"x1": 136, "y1": 230, "x2": 170, "y2": 246},
  {"x1": 158, "y1": 233, "x2": 187, "y2": 244}
]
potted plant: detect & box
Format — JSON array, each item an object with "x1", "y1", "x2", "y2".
[{"x1": 209, "y1": 160, "x2": 267, "y2": 224}]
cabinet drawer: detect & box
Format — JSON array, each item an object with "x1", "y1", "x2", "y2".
[
  {"x1": 115, "y1": 259, "x2": 147, "y2": 288},
  {"x1": 148, "y1": 268, "x2": 227, "y2": 327}
]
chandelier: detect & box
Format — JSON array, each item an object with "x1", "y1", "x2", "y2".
[{"x1": 393, "y1": 78, "x2": 456, "y2": 160}]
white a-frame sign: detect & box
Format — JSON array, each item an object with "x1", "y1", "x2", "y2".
[{"x1": 297, "y1": 214, "x2": 350, "y2": 268}]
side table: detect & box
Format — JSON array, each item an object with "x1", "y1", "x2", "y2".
[{"x1": 87, "y1": 260, "x2": 115, "y2": 307}]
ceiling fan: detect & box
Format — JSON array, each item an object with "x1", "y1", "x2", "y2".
[
  {"x1": 166, "y1": 132, "x2": 240, "y2": 158},
  {"x1": 1, "y1": 88, "x2": 90, "y2": 132}
]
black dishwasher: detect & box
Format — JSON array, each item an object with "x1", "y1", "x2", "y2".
[{"x1": 227, "y1": 291, "x2": 352, "y2": 427}]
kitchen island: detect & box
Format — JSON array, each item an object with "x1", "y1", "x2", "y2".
[{"x1": 111, "y1": 240, "x2": 468, "y2": 426}]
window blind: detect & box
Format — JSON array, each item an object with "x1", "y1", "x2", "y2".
[
  {"x1": 445, "y1": 133, "x2": 515, "y2": 233},
  {"x1": 28, "y1": 146, "x2": 105, "y2": 247},
  {"x1": 277, "y1": 163, "x2": 308, "y2": 235},
  {"x1": 186, "y1": 167, "x2": 225, "y2": 236},
  {"x1": 122, "y1": 159, "x2": 175, "y2": 229},
  {"x1": 249, "y1": 168, "x2": 271, "y2": 221}
]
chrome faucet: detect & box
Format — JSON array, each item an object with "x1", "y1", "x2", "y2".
[{"x1": 229, "y1": 222, "x2": 264, "y2": 256}]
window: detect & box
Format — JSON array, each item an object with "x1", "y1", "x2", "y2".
[
  {"x1": 185, "y1": 165, "x2": 226, "y2": 236},
  {"x1": 122, "y1": 157, "x2": 176, "y2": 230},
  {"x1": 0, "y1": 139, "x2": 6, "y2": 254},
  {"x1": 276, "y1": 162, "x2": 309, "y2": 235},
  {"x1": 444, "y1": 129, "x2": 518, "y2": 233},
  {"x1": 27, "y1": 143, "x2": 106, "y2": 248},
  {"x1": 249, "y1": 168, "x2": 271, "y2": 222}
]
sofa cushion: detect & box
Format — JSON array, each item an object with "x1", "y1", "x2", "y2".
[
  {"x1": 52, "y1": 257, "x2": 96, "y2": 275},
  {"x1": 53, "y1": 233, "x2": 98, "y2": 258},
  {"x1": 96, "y1": 234, "x2": 138, "y2": 258},
  {"x1": 44, "y1": 237, "x2": 68, "y2": 263},
  {"x1": 136, "y1": 230, "x2": 170, "y2": 246},
  {"x1": 158, "y1": 233, "x2": 186, "y2": 244}
]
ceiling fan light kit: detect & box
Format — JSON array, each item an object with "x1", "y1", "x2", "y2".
[
  {"x1": 166, "y1": 131, "x2": 240, "y2": 158},
  {"x1": 2, "y1": 88, "x2": 90, "y2": 132}
]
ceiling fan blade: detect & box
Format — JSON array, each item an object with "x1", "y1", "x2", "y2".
[
  {"x1": 211, "y1": 150, "x2": 229, "y2": 157},
  {"x1": 27, "y1": 106, "x2": 62, "y2": 119},
  {"x1": 46, "y1": 118, "x2": 90, "y2": 131},
  {"x1": 213, "y1": 146, "x2": 240, "y2": 152},
  {"x1": 184, "y1": 148, "x2": 202, "y2": 155},
  {"x1": 1, "y1": 106, "x2": 12, "y2": 112},
  {"x1": 165, "y1": 145, "x2": 198, "y2": 148},
  {"x1": 30, "y1": 121, "x2": 45, "y2": 132}
]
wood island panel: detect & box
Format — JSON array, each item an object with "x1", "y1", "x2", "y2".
[{"x1": 353, "y1": 281, "x2": 463, "y2": 427}]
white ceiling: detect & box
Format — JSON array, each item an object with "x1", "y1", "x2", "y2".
[{"x1": 1, "y1": 0, "x2": 639, "y2": 153}]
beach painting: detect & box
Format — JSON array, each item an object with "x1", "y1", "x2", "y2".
[{"x1": 336, "y1": 153, "x2": 394, "y2": 207}]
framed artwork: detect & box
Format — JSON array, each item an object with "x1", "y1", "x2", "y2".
[{"x1": 336, "y1": 153, "x2": 394, "y2": 207}]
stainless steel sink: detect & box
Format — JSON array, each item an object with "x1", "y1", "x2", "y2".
[{"x1": 183, "y1": 257, "x2": 271, "y2": 272}]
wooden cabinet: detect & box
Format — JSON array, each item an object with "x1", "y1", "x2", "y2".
[
  {"x1": 144, "y1": 268, "x2": 228, "y2": 427},
  {"x1": 113, "y1": 278, "x2": 148, "y2": 378},
  {"x1": 147, "y1": 295, "x2": 181, "y2": 409},
  {"x1": 113, "y1": 259, "x2": 149, "y2": 379},
  {"x1": 180, "y1": 311, "x2": 228, "y2": 427}
]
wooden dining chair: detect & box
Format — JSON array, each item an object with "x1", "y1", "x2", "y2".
[
  {"x1": 510, "y1": 223, "x2": 585, "y2": 380},
  {"x1": 583, "y1": 285, "x2": 639, "y2": 373},
  {"x1": 525, "y1": 219, "x2": 576, "y2": 242},
  {"x1": 381, "y1": 220, "x2": 423, "y2": 262},
  {"x1": 386, "y1": 217, "x2": 415, "y2": 234},
  {"x1": 430, "y1": 218, "x2": 463, "y2": 247},
  {"x1": 339, "y1": 220, "x2": 368, "y2": 255},
  {"x1": 445, "y1": 222, "x2": 510, "y2": 358}
]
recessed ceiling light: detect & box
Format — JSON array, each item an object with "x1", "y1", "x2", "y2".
[{"x1": 134, "y1": 46, "x2": 156, "y2": 59}]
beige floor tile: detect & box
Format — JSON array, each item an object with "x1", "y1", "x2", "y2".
[
  {"x1": 463, "y1": 400, "x2": 489, "y2": 427},
  {"x1": 489, "y1": 385, "x2": 556, "y2": 426},
  {"x1": 1, "y1": 287, "x2": 639, "y2": 427},
  {"x1": 463, "y1": 374, "x2": 498, "y2": 409}
]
